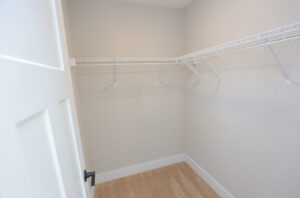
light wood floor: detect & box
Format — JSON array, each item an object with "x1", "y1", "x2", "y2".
[{"x1": 95, "y1": 162, "x2": 220, "y2": 198}]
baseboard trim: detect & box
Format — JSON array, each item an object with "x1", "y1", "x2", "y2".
[
  {"x1": 96, "y1": 153, "x2": 235, "y2": 198},
  {"x1": 185, "y1": 155, "x2": 235, "y2": 198},
  {"x1": 96, "y1": 153, "x2": 186, "y2": 184}
]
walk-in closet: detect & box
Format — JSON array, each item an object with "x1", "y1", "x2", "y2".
[
  {"x1": 62, "y1": 0, "x2": 300, "y2": 197},
  {"x1": 2, "y1": 0, "x2": 300, "y2": 198}
]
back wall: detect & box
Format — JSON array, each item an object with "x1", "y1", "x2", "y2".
[
  {"x1": 62, "y1": 0, "x2": 186, "y2": 173},
  {"x1": 64, "y1": 0, "x2": 184, "y2": 58}
]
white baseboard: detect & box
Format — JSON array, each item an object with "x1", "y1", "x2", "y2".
[
  {"x1": 185, "y1": 155, "x2": 235, "y2": 198},
  {"x1": 96, "y1": 153, "x2": 186, "y2": 184},
  {"x1": 95, "y1": 153, "x2": 234, "y2": 198}
]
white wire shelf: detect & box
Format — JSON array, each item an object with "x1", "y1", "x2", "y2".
[
  {"x1": 178, "y1": 22, "x2": 300, "y2": 62},
  {"x1": 72, "y1": 22, "x2": 300, "y2": 67},
  {"x1": 71, "y1": 22, "x2": 300, "y2": 84}
]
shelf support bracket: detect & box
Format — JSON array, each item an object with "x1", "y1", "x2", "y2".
[
  {"x1": 203, "y1": 57, "x2": 222, "y2": 82},
  {"x1": 265, "y1": 38, "x2": 292, "y2": 84},
  {"x1": 182, "y1": 61, "x2": 202, "y2": 81}
]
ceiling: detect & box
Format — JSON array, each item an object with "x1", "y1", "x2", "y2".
[{"x1": 113, "y1": 0, "x2": 193, "y2": 9}]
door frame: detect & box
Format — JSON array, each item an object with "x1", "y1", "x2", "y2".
[{"x1": 52, "y1": 0, "x2": 90, "y2": 197}]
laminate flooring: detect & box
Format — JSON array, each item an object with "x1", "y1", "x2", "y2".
[{"x1": 95, "y1": 162, "x2": 220, "y2": 198}]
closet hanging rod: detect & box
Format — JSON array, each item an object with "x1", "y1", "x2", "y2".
[
  {"x1": 73, "y1": 58, "x2": 177, "y2": 66},
  {"x1": 76, "y1": 57, "x2": 176, "y2": 62},
  {"x1": 73, "y1": 62, "x2": 177, "y2": 67}
]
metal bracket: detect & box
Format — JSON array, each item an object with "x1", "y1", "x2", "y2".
[
  {"x1": 265, "y1": 38, "x2": 292, "y2": 84},
  {"x1": 202, "y1": 57, "x2": 222, "y2": 82},
  {"x1": 182, "y1": 61, "x2": 202, "y2": 80}
]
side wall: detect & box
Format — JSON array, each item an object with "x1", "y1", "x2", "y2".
[
  {"x1": 64, "y1": 0, "x2": 186, "y2": 174},
  {"x1": 183, "y1": 0, "x2": 300, "y2": 197}
]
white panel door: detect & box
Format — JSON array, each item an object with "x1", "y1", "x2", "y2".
[{"x1": 0, "y1": 0, "x2": 88, "y2": 198}]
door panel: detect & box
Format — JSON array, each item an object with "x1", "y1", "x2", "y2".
[
  {"x1": 0, "y1": 0, "x2": 62, "y2": 68},
  {"x1": 0, "y1": 0, "x2": 88, "y2": 197},
  {"x1": 16, "y1": 110, "x2": 66, "y2": 198}
]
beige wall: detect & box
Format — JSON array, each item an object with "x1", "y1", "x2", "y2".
[
  {"x1": 72, "y1": 65, "x2": 186, "y2": 173},
  {"x1": 183, "y1": 0, "x2": 300, "y2": 197},
  {"x1": 64, "y1": 0, "x2": 186, "y2": 173},
  {"x1": 65, "y1": 0, "x2": 184, "y2": 58}
]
